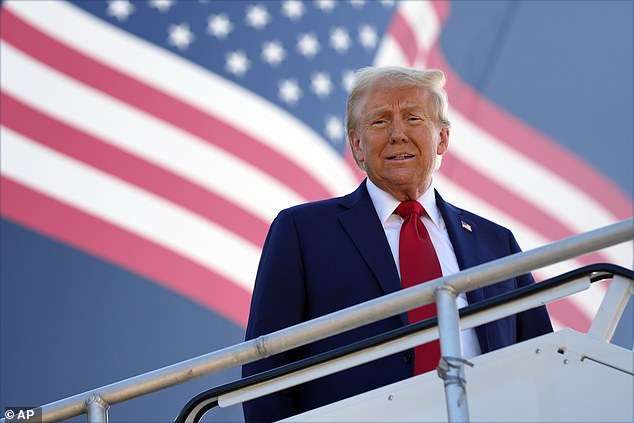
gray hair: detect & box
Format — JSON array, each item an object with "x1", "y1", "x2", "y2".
[{"x1": 345, "y1": 66, "x2": 451, "y2": 167}]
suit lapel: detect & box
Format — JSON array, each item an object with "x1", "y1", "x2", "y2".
[
  {"x1": 435, "y1": 191, "x2": 480, "y2": 272},
  {"x1": 338, "y1": 182, "x2": 406, "y2": 324}
]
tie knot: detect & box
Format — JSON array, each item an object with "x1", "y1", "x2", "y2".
[{"x1": 394, "y1": 200, "x2": 424, "y2": 219}]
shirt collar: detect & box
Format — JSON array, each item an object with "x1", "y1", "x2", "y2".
[{"x1": 365, "y1": 178, "x2": 442, "y2": 228}]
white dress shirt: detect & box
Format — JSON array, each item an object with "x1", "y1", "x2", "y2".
[{"x1": 366, "y1": 178, "x2": 482, "y2": 359}]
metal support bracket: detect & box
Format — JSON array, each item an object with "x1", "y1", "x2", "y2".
[
  {"x1": 436, "y1": 287, "x2": 471, "y2": 423},
  {"x1": 437, "y1": 356, "x2": 474, "y2": 406},
  {"x1": 85, "y1": 395, "x2": 109, "y2": 423},
  {"x1": 588, "y1": 274, "x2": 634, "y2": 342}
]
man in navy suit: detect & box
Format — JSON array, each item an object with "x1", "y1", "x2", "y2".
[{"x1": 242, "y1": 66, "x2": 553, "y2": 422}]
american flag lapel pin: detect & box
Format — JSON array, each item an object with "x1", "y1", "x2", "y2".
[{"x1": 461, "y1": 220, "x2": 472, "y2": 232}]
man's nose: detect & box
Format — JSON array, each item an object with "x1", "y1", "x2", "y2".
[{"x1": 389, "y1": 118, "x2": 408, "y2": 143}]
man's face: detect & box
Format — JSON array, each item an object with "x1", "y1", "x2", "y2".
[{"x1": 349, "y1": 82, "x2": 449, "y2": 201}]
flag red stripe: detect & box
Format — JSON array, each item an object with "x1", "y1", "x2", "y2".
[
  {"x1": 441, "y1": 154, "x2": 607, "y2": 265},
  {"x1": 545, "y1": 300, "x2": 591, "y2": 332},
  {"x1": 389, "y1": 10, "x2": 419, "y2": 65},
  {"x1": 430, "y1": 0, "x2": 451, "y2": 23},
  {"x1": 0, "y1": 8, "x2": 332, "y2": 202},
  {"x1": 1, "y1": 92, "x2": 269, "y2": 248},
  {"x1": 0, "y1": 177, "x2": 251, "y2": 327}
]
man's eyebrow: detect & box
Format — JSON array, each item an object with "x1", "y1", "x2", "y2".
[
  {"x1": 366, "y1": 104, "x2": 426, "y2": 116},
  {"x1": 399, "y1": 103, "x2": 426, "y2": 112}
]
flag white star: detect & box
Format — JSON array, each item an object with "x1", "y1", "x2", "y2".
[
  {"x1": 225, "y1": 50, "x2": 251, "y2": 77},
  {"x1": 281, "y1": 0, "x2": 305, "y2": 21},
  {"x1": 325, "y1": 115, "x2": 344, "y2": 142},
  {"x1": 341, "y1": 69, "x2": 356, "y2": 93},
  {"x1": 245, "y1": 4, "x2": 271, "y2": 30},
  {"x1": 297, "y1": 33, "x2": 320, "y2": 59},
  {"x1": 330, "y1": 27, "x2": 351, "y2": 53},
  {"x1": 358, "y1": 24, "x2": 378, "y2": 50},
  {"x1": 262, "y1": 41, "x2": 286, "y2": 66},
  {"x1": 148, "y1": 0, "x2": 174, "y2": 13},
  {"x1": 278, "y1": 79, "x2": 302, "y2": 105},
  {"x1": 168, "y1": 23, "x2": 194, "y2": 50},
  {"x1": 207, "y1": 14, "x2": 233, "y2": 39},
  {"x1": 380, "y1": 0, "x2": 396, "y2": 7},
  {"x1": 107, "y1": 0, "x2": 135, "y2": 21},
  {"x1": 315, "y1": 0, "x2": 336, "y2": 13},
  {"x1": 349, "y1": 0, "x2": 366, "y2": 8},
  {"x1": 311, "y1": 72, "x2": 332, "y2": 98}
]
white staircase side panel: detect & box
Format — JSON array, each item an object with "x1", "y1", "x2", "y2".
[{"x1": 282, "y1": 330, "x2": 633, "y2": 422}]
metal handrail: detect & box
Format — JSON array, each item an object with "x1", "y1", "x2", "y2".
[
  {"x1": 174, "y1": 263, "x2": 634, "y2": 423},
  {"x1": 3, "y1": 218, "x2": 632, "y2": 423}
]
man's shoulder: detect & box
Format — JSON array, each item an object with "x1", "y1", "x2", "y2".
[
  {"x1": 280, "y1": 194, "x2": 350, "y2": 219},
  {"x1": 279, "y1": 183, "x2": 366, "y2": 218}
]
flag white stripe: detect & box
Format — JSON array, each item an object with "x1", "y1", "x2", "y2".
[
  {"x1": 5, "y1": 0, "x2": 359, "y2": 197},
  {"x1": 1, "y1": 127, "x2": 261, "y2": 291},
  {"x1": 399, "y1": 0, "x2": 441, "y2": 52},
  {"x1": 0, "y1": 40, "x2": 302, "y2": 223},
  {"x1": 373, "y1": 36, "x2": 411, "y2": 67}
]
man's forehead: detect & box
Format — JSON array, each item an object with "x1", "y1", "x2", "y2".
[{"x1": 362, "y1": 85, "x2": 432, "y2": 112}]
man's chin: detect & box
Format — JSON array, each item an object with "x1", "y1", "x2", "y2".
[{"x1": 370, "y1": 175, "x2": 428, "y2": 201}]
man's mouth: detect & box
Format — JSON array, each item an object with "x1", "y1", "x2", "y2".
[{"x1": 386, "y1": 154, "x2": 415, "y2": 160}]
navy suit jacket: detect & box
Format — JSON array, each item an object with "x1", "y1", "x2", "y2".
[{"x1": 243, "y1": 181, "x2": 552, "y2": 422}]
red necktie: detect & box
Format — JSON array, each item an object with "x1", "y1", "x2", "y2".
[{"x1": 395, "y1": 201, "x2": 442, "y2": 375}]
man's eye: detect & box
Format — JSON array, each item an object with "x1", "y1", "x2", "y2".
[{"x1": 372, "y1": 119, "x2": 387, "y2": 126}]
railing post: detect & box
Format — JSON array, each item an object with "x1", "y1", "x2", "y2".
[
  {"x1": 85, "y1": 395, "x2": 109, "y2": 423},
  {"x1": 587, "y1": 274, "x2": 634, "y2": 342},
  {"x1": 436, "y1": 287, "x2": 471, "y2": 423}
]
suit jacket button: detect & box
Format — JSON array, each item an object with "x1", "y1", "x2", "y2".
[{"x1": 403, "y1": 351, "x2": 412, "y2": 363}]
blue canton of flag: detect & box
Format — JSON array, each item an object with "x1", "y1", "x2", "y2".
[{"x1": 79, "y1": 0, "x2": 395, "y2": 153}]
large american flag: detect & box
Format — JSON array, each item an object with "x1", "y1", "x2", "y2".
[{"x1": 1, "y1": 0, "x2": 631, "y2": 343}]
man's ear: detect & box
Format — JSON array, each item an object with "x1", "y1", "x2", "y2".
[
  {"x1": 349, "y1": 131, "x2": 364, "y2": 164},
  {"x1": 437, "y1": 127, "x2": 450, "y2": 155}
]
